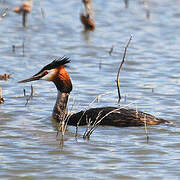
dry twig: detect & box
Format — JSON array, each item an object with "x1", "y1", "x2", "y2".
[
  {"x1": 116, "y1": 35, "x2": 132, "y2": 103},
  {"x1": 56, "y1": 111, "x2": 74, "y2": 147},
  {"x1": 75, "y1": 91, "x2": 113, "y2": 138},
  {"x1": 83, "y1": 110, "x2": 103, "y2": 139},
  {"x1": 83, "y1": 101, "x2": 137, "y2": 139}
]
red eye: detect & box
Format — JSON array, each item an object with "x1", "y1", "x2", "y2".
[{"x1": 44, "y1": 71, "x2": 48, "y2": 75}]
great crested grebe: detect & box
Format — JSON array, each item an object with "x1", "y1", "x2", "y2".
[
  {"x1": 13, "y1": 1, "x2": 32, "y2": 27},
  {"x1": 19, "y1": 57, "x2": 171, "y2": 127},
  {"x1": 80, "y1": 14, "x2": 95, "y2": 31},
  {"x1": 80, "y1": 0, "x2": 95, "y2": 31}
]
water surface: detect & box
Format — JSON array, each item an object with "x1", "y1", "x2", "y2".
[{"x1": 0, "y1": 0, "x2": 180, "y2": 179}]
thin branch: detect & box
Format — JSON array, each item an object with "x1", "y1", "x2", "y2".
[
  {"x1": 30, "y1": 84, "x2": 33, "y2": 97},
  {"x1": 116, "y1": 35, "x2": 132, "y2": 103},
  {"x1": 56, "y1": 110, "x2": 74, "y2": 147},
  {"x1": 83, "y1": 115, "x2": 92, "y2": 139},
  {"x1": 144, "y1": 114, "x2": 149, "y2": 143},
  {"x1": 83, "y1": 111, "x2": 103, "y2": 139}
]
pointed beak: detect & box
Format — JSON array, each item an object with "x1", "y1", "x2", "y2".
[{"x1": 18, "y1": 74, "x2": 42, "y2": 83}]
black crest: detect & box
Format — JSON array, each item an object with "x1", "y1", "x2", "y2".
[{"x1": 35, "y1": 56, "x2": 71, "y2": 75}]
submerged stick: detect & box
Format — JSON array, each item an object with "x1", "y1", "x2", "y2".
[
  {"x1": 39, "y1": 0, "x2": 45, "y2": 18},
  {"x1": 116, "y1": 35, "x2": 132, "y2": 103},
  {"x1": 109, "y1": 45, "x2": 114, "y2": 56},
  {"x1": 22, "y1": 11, "x2": 27, "y2": 27}
]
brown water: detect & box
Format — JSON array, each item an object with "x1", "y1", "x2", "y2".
[{"x1": 0, "y1": 0, "x2": 180, "y2": 179}]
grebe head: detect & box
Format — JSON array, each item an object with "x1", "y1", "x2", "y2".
[{"x1": 18, "y1": 56, "x2": 72, "y2": 93}]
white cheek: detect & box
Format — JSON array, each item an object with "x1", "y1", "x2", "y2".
[{"x1": 41, "y1": 70, "x2": 55, "y2": 81}]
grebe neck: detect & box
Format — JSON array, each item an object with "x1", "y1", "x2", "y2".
[{"x1": 53, "y1": 91, "x2": 69, "y2": 121}]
